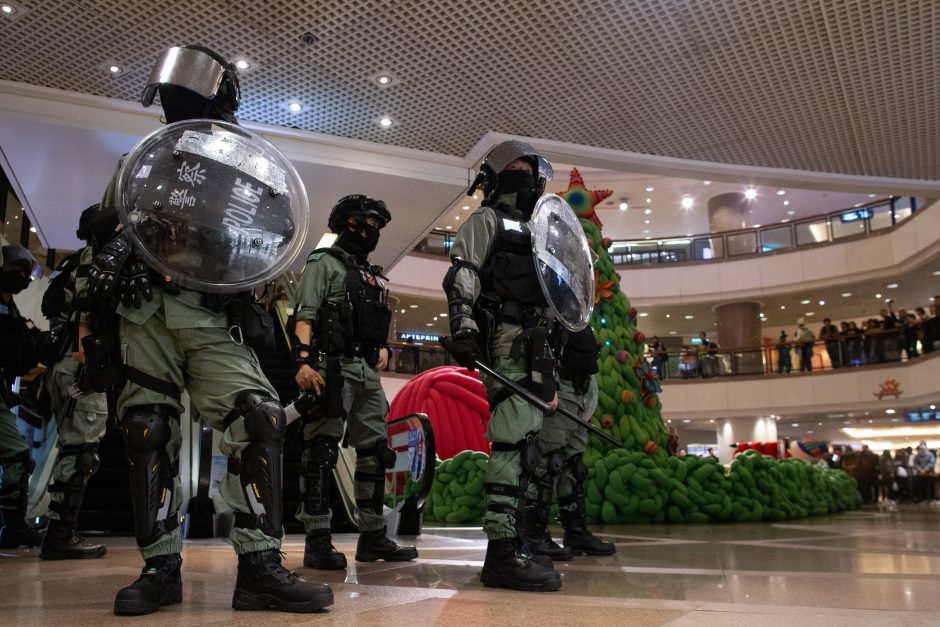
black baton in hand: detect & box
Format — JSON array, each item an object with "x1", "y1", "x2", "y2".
[{"x1": 473, "y1": 360, "x2": 622, "y2": 448}]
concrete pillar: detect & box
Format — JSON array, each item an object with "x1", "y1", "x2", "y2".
[
  {"x1": 707, "y1": 192, "x2": 753, "y2": 232},
  {"x1": 715, "y1": 416, "x2": 778, "y2": 465},
  {"x1": 714, "y1": 301, "x2": 764, "y2": 375}
]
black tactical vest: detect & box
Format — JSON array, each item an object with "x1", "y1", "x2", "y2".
[
  {"x1": 481, "y1": 208, "x2": 546, "y2": 307},
  {"x1": 317, "y1": 247, "x2": 391, "y2": 350}
]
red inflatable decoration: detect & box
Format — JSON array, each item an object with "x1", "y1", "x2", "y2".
[{"x1": 387, "y1": 366, "x2": 490, "y2": 460}]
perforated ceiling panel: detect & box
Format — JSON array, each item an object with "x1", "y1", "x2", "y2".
[{"x1": 1, "y1": 0, "x2": 936, "y2": 180}]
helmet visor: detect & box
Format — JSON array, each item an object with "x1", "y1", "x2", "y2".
[
  {"x1": 484, "y1": 140, "x2": 554, "y2": 181},
  {"x1": 141, "y1": 47, "x2": 227, "y2": 107}
]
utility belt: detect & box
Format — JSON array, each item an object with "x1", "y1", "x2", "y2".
[
  {"x1": 487, "y1": 304, "x2": 557, "y2": 410},
  {"x1": 497, "y1": 301, "x2": 551, "y2": 329}
]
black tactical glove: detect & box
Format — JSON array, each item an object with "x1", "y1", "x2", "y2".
[
  {"x1": 117, "y1": 257, "x2": 153, "y2": 309},
  {"x1": 440, "y1": 330, "x2": 483, "y2": 371},
  {"x1": 89, "y1": 233, "x2": 133, "y2": 306}
]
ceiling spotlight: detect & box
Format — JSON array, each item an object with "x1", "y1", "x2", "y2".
[
  {"x1": 235, "y1": 59, "x2": 250, "y2": 70},
  {"x1": 669, "y1": 331, "x2": 677, "y2": 335},
  {"x1": 786, "y1": 210, "x2": 795, "y2": 215},
  {"x1": 376, "y1": 75, "x2": 392, "y2": 85},
  {"x1": 703, "y1": 180, "x2": 711, "y2": 185},
  {"x1": 776, "y1": 190, "x2": 786, "y2": 196},
  {"x1": 445, "y1": 225, "x2": 452, "y2": 230},
  {"x1": 639, "y1": 312, "x2": 648, "y2": 317},
  {"x1": 29, "y1": 226, "x2": 36, "y2": 233},
  {"x1": 684, "y1": 315, "x2": 694, "y2": 319},
  {"x1": 875, "y1": 292, "x2": 882, "y2": 299},
  {"x1": 681, "y1": 196, "x2": 693, "y2": 209},
  {"x1": 780, "y1": 305, "x2": 786, "y2": 309},
  {"x1": 886, "y1": 409, "x2": 896, "y2": 414},
  {"x1": 379, "y1": 116, "x2": 394, "y2": 127},
  {"x1": 462, "y1": 205, "x2": 469, "y2": 210},
  {"x1": 841, "y1": 292, "x2": 852, "y2": 298},
  {"x1": 643, "y1": 229, "x2": 650, "y2": 234},
  {"x1": 818, "y1": 300, "x2": 825, "y2": 306},
  {"x1": 644, "y1": 219, "x2": 650, "y2": 224},
  {"x1": 783, "y1": 200, "x2": 790, "y2": 206},
  {"x1": 645, "y1": 186, "x2": 654, "y2": 192},
  {"x1": 800, "y1": 299, "x2": 811, "y2": 305},
  {"x1": 805, "y1": 311, "x2": 815, "y2": 316},
  {"x1": 425, "y1": 323, "x2": 433, "y2": 327},
  {"x1": 1, "y1": 3, "x2": 16, "y2": 15},
  {"x1": 409, "y1": 304, "x2": 418, "y2": 309},
  {"x1": 619, "y1": 199, "x2": 629, "y2": 211},
  {"x1": 931, "y1": 404, "x2": 937, "y2": 410},
  {"x1": 645, "y1": 198, "x2": 652, "y2": 204},
  {"x1": 744, "y1": 188, "x2": 757, "y2": 200},
  {"x1": 288, "y1": 102, "x2": 302, "y2": 112},
  {"x1": 644, "y1": 208, "x2": 652, "y2": 215},
  {"x1": 108, "y1": 65, "x2": 122, "y2": 74},
  {"x1": 886, "y1": 283, "x2": 899, "y2": 289}
]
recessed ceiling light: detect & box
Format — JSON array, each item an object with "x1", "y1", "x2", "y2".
[
  {"x1": 818, "y1": 300, "x2": 825, "y2": 306},
  {"x1": 841, "y1": 292, "x2": 852, "y2": 298},
  {"x1": 455, "y1": 215, "x2": 460, "y2": 220},
  {"x1": 868, "y1": 193, "x2": 877, "y2": 198},
  {"x1": 805, "y1": 311, "x2": 815, "y2": 316},
  {"x1": 462, "y1": 205, "x2": 469, "y2": 210},
  {"x1": 1, "y1": 3, "x2": 16, "y2": 15},
  {"x1": 472, "y1": 194, "x2": 479, "y2": 200},
  {"x1": 818, "y1": 422, "x2": 823, "y2": 426},
  {"x1": 781, "y1": 219, "x2": 790, "y2": 223},
  {"x1": 780, "y1": 305, "x2": 786, "y2": 309},
  {"x1": 886, "y1": 283, "x2": 899, "y2": 289},
  {"x1": 744, "y1": 188, "x2": 757, "y2": 200},
  {"x1": 800, "y1": 299, "x2": 810, "y2": 305},
  {"x1": 931, "y1": 404, "x2": 937, "y2": 410},
  {"x1": 753, "y1": 224, "x2": 762, "y2": 228},
  {"x1": 643, "y1": 229, "x2": 650, "y2": 234},
  {"x1": 684, "y1": 315, "x2": 694, "y2": 319},
  {"x1": 776, "y1": 190, "x2": 786, "y2": 196},
  {"x1": 682, "y1": 419, "x2": 691, "y2": 423},
  {"x1": 669, "y1": 331, "x2": 677, "y2": 335},
  {"x1": 288, "y1": 102, "x2": 302, "y2": 112},
  {"x1": 875, "y1": 292, "x2": 882, "y2": 299},
  {"x1": 645, "y1": 198, "x2": 652, "y2": 204},
  {"x1": 703, "y1": 180, "x2": 711, "y2": 185},
  {"x1": 441, "y1": 313, "x2": 448, "y2": 317},
  {"x1": 644, "y1": 208, "x2": 652, "y2": 215},
  {"x1": 376, "y1": 75, "x2": 392, "y2": 85},
  {"x1": 108, "y1": 65, "x2": 122, "y2": 74},
  {"x1": 645, "y1": 186, "x2": 654, "y2": 192},
  {"x1": 639, "y1": 312, "x2": 648, "y2": 317},
  {"x1": 409, "y1": 304, "x2": 418, "y2": 308},
  {"x1": 379, "y1": 116, "x2": 394, "y2": 127},
  {"x1": 445, "y1": 225, "x2": 452, "y2": 230},
  {"x1": 792, "y1": 423, "x2": 799, "y2": 427},
  {"x1": 933, "y1": 270, "x2": 940, "y2": 276},
  {"x1": 665, "y1": 314, "x2": 671, "y2": 318},
  {"x1": 400, "y1": 309, "x2": 405, "y2": 314},
  {"x1": 644, "y1": 219, "x2": 650, "y2": 224},
  {"x1": 644, "y1": 236, "x2": 651, "y2": 240},
  {"x1": 425, "y1": 323, "x2": 433, "y2": 327},
  {"x1": 681, "y1": 196, "x2": 693, "y2": 209},
  {"x1": 886, "y1": 409, "x2": 896, "y2": 414},
  {"x1": 783, "y1": 200, "x2": 790, "y2": 206},
  {"x1": 619, "y1": 201, "x2": 629, "y2": 211},
  {"x1": 29, "y1": 226, "x2": 36, "y2": 233},
  {"x1": 759, "y1": 312, "x2": 765, "y2": 317},
  {"x1": 854, "y1": 203, "x2": 862, "y2": 207},
  {"x1": 235, "y1": 59, "x2": 250, "y2": 70}
]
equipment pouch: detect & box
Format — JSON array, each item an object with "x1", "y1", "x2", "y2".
[
  {"x1": 227, "y1": 296, "x2": 275, "y2": 352},
  {"x1": 323, "y1": 356, "x2": 346, "y2": 418},
  {"x1": 81, "y1": 331, "x2": 126, "y2": 393},
  {"x1": 524, "y1": 327, "x2": 556, "y2": 403},
  {"x1": 355, "y1": 300, "x2": 391, "y2": 346}
]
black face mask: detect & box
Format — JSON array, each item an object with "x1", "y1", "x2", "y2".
[
  {"x1": 337, "y1": 221, "x2": 380, "y2": 258},
  {"x1": 0, "y1": 269, "x2": 30, "y2": 294},
  {"x1": 496, "y1": 170, "x2": 538, "y2": 216}
]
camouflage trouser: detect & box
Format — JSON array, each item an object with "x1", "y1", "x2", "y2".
[
  {"x1": 297, "y1": 357, "x2": 389, "y2": 533},
  {"x1": 117, "y1": 307, "x2": 280, "y2": 558},
  {"x1": 527, "y1": 378, "x2": 588, "y2": 514},
  {"x1": 0, "y1": 397, "x2": 30, "y2": 517},
  {"x1": 47, "y1": 358, "x2": 108, "y2": 521},
  {"x1": 482, "y1": 356, "x2": 544, "y2": 540}
]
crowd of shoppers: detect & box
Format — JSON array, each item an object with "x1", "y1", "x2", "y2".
[{"x1": 836, "y1": 443, "x2": 938, "y2": 504}]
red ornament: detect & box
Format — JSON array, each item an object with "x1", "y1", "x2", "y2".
[
  {"x1": 644, "y1": 440, "x2": 657, "y2": 455},
  {"x1": 615, "y1": 350, "x2": 630, "y2": 364},
  {"x1": 601, "y1": 414, "x2": 614, "y2": 428},
  {"x1": 634, "y1": 331, "x2": 646, "y2": 344},
  {"x1": 601, "y1": 237, "x2": 612, "y2": 249},
  {"x1": 629, "y1": 307, "x2": 637, "y2": 318}
]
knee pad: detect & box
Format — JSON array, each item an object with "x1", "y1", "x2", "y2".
[
  {"x1": 355, "y1": 441, "x2": 397, "y2": 469},
  {"x1": 59, "y1": 443, "x2": 101, "y2": 480},
  {"x1": 233, "y1": 391, "x2": 285, "y2": 539},
  {"x1": 3, "y1": 449, "x2": 36, "y2": 475},
  {"x1": 236, "y1": 390, "x2": 286, "y2": 446},
  {"x1": 354, "y1": 440, "x2": 395, "y2": 515},
  {"x1": 121, "y1": 404, "x2": 179, "y2": 547},
  {"x1": 566, "y1": 454, "x2": 588, "y2": 482},
  {"x1": 311, "y1": 435, "x2": 340, "y2": 469}
]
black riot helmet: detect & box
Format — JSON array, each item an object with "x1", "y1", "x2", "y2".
[
  {"x1": 467, "y1": 140, "x2": 554, "y2": 206},
  {"x1": 141, "y1": 44, "x2": 241, "y2": 123},
  {"x1": 327, "y1": 195, "x2": 391, "y2": 233},
  {"x1": 75, "y1": 203, "x2": 100, "y2": 243}
]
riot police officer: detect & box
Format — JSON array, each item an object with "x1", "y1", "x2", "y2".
[
  {"x1": 39, "y1": 205, "x2": 109, "y2": 560},
  {"x1": 523, "y1": 327, "x2": 615, "y2": 559},
  {"x1": 0, "y1": 245, "x2": 43, "y2": 548},
  {"x1": 86, "y1": 44, "x2": 332, "y2": 615},
  {"x1": 441, "y1": 140, "x2": 562, "y2": 592},
  {"x1": 293, "y1": 194, "x2": 418, "y2": 569}
]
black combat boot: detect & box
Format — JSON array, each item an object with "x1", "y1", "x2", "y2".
[
  {"x1": 480, "y1": 537, "x2": 562, "y2": 592},
  {"x1": 355, "y1": 527, "x2": 418, "y2": 562},
  {"x1": 560, "y1": 506, "x2": 616, "y2": 556},
  {"x1": 523, "y1": 502, "x2": 574, "y2": 561},
  {"x1": 303, "y1": 528, "x2": 347, "y2": 570},
  {"x1": 113, "y1": 553, "x2": 183, "y2": 616},
  {"x1": 40, "y1": 519, "x2": 107, "y2": 560},
  {"x1": 232, "y1": 549, "x2": 333, "y2": 613}
]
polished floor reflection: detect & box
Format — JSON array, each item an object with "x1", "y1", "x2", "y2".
[{"x1": 3, "y1": 504, "x2": 940, "y2": 626}]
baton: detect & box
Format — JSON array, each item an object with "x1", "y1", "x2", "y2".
[{"x1": 473, "y1": 360, "x2": 622, "y2": 448}]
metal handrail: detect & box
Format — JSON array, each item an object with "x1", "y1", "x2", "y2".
[{"x1": 417, "y1": 196, "x2": 926, "y2": 265}]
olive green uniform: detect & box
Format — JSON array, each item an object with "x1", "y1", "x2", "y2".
[
  {"x1": 85, "y1": 174, "x2": 280, "y2": 559},
  {"x1": 293, "y1": 248, "x2": 389, "y2": 533},
  {"x1": 448, "y1": 201, "x2": 549, "y2": 540},
  {"x1": 0, "y1": 297, "x2": 32, "y2": 519}
]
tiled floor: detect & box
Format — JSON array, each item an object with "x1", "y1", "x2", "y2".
[{"x1": 3, "y1": 504, "x2": 940, "y2": 626}]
